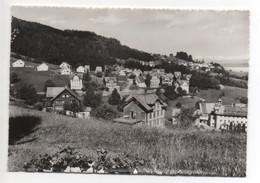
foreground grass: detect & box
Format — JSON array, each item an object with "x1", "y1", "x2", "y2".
[{"x1": 8, "y1": 105, "x2": 247, "y2": 176}]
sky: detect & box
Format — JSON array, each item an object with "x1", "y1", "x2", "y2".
[{"x1": 11, "y1": 6, "x2": 249, "y2": 65}]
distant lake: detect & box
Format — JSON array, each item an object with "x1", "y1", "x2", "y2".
[{"x1": 221, "y1": 62, "x2": 249, "y2": 73}]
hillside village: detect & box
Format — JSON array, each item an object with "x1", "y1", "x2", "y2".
[
  {"x1": 7, "y1": 14, "x2": 249, "y2": 176},
  {"x1": 10, "y1": 52, "x2": 248, "y2": 132}
]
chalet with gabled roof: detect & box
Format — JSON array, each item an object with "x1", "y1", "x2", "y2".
[
  {"x1": 119, "y1": 93, "x2": 167, "y2": 127},
  {"x1": 12, "y1": 59, "x2": 25, "y2": 67},
  {"x1": 46, "y1": 86, "x2": 82, "y2": 111}
]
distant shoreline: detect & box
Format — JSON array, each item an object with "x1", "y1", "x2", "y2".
[{"x1": 224, "y1": 66, "x2": 249, "y2": 73}]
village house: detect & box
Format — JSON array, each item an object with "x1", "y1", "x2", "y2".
[
  {"x1": 36, "y1": 63, "x2": 48, "y2": 71},
  {"x1": 119, "y1": 93, "x2": 167, "y2": 127},
  {"x1": 70, "y1": 74, "x2": 83, "y2": 90},
  {"x1": 199, "y1": 100, "x2": 248, "y2": 132},
  {"x1": 75, "y1": 107, "x2": 92, "y2": 119},
  {"x1": 95, "y1": 66, "x2": 102, "y2": 73},
  {"x1": 162, "y1": 73, "x2": 174, "y2": 85},
  {"x1": 84, "y1": 65, "x2": 90, "y2": 72},
  {"x1": 152, "y1": 68, "x2": 165, "y2": 74},
  {"x1": 46, "y1": 86, "x2": 82, "y2": 112},
  {"x1": 174, "y1": 72, "x2": 182, "y2": 80},
  {"x1": 172, "y1": 108, "x2": 181, "y2": 125},
  {"x1": 60, "y1": 67, "x2": 72, "y2": 75},
  {"x1": 60, "y1": 62, "x2": 71, "y2": 69},
  {"x1": 150, "y1": 74, "x2": 160, "y2": 88},
  {"x1": 148, "y1": 61, "x2": 155, "y2": 67},
  {"x1": 76, "y1": 66, "x2": 85, "y2": 73},
  {"x1": 182, "y1": 74, "x2": 192, "y2": 81},
  {"x1": 117, "y1": 76, "x2": 128, "y2": 83},
  {"x1": 132, "y1": 69, "x2": 142, "y2": 77},
  {"x1": 135, "y1": 76, "x2": 146, "y2": 88},
  {"x1": 12, "y1": 59, "x2": 25, "y2": 67},
  {"x1": 175, "y1": 80, "x2": 189, "y2": 94},
  {"x1": 104, "y1": 77, "x2": 119, "y2": 92}
]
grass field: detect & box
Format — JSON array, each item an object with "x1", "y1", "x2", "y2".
[
  {"x1": 195, "y1": 85, "x2": 247, "y2": 104},
  {"x1": 8, "y1": 105, "x2": 247, "y2": 176},
  {"x1": 10, "y1": 58, "x2": 70, "y2": 92}
]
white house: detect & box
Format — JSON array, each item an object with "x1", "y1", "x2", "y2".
[
  {"x1": 60, "y1": 67, "x2": 72, "y2": 75},
  {"x1": 84, "y1": 65, "x2": 90, "y2": 72},
  {"x1": 70, "y1": 74, "x2": 83, "y2": 90},
  {"x1": 36, "y1": 63, "x2": 49, "y2": 71},
  {"x1": 76, "y1": 66, "x2": 85, "y2": 73},
  {"x1": 95, "y1": 66, "x2": 102, "y2": 73},
  {"x1": 175, "y1": 80, "x2": 189, "y2": 94},
  {"x1": 60, "y1": 62, "x2": 71, "y2": 69},
  {"x1": 12, "y1": 59, "x2": 25, "y2": 67},
  {"x1": 135, "y1": 76, "x2": 146, "y2": 88},
  {"x1": 150, "y1": 74, "x2": 160, "y2": 88}
]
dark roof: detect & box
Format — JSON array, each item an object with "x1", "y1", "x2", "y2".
[
  {"x1": 124, "y1": 93, "x2": 167, "y2": 111},
  {"x1": 117, "y1": 75, "x2": 127, "y2": 82},
  {"x1": 51, "y1": 87, "x2": 81, "y2": 102}
]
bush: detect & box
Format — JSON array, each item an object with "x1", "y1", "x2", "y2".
[
  {"x1": 108, "y1": 89, "x2": 121, "y2": 105},
  {"x1": 34, "y1": 102, "x2": 43, "y2": 110},
  {"x1": 91, "y1": 105, "x2": 118, "y2": 120},
  {"x1": 96, "y1": 72, "x2": 103, "y2": 78}
]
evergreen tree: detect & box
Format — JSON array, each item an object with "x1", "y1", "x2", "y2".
[
  {"x1": 108, "y1": 89, "x2": 121, "y2": 105},
  {"x1": 44, "y1": 79, "x2": 55, "y2": 92},
  {"x1": 10, "y1": 72, "x2": 20, "y2": 84},
  {"x1": 18, "y1": 83, "x2": 38, "y2": 105},
  {"x1": 145, "y1": 74, "x2": 151, "y2": 88}
]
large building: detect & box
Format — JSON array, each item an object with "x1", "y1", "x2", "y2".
[
  {"x1": 199, "y1": 100, "x2": 248, "y2": 132},
  {"x1": 121, "y1": 93, "x2": 167, "y2": 127},
  {"x1": 70, "y1": 74, "x2": 83, "y2": 90}
]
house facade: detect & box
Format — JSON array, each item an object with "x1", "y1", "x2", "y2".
[
  {"x1": 95, "y1": 66, "x2": 102, "y2": 73},
  {"x1": 60, "y1": 62, "x2": 71, "y2": 69},
  {"x1": 199, "y1": 101, "x2": 247, "y2": 132},
  {"x1": 175, "y1": 80, "x2": 189, "y2": 94},
  {"x1": 70, "y1": 74, "x2": 83, "y2": 90},
  {"x1": 60, "y1": 67, "x2": 72, "y2": 75},
  {"x1": 47, "y1": 87, "x2": 81, "y2": 111},
  {"x1": 12, "y1": 59, "x2": 25, "y2": 67},
  {"x1": 135, "y1": 76, "x2": 146, "y2": 88},
  {"x1": 76, "y1": 66, "x2": 85, "y2": 73},
  {"x1": 104, "y1": 77, "x2": 119, "y2": 92},
  {"x1": 150, "y1": 74, "x2": 160, "y2": 88},
  {"x1": 122, "y1": 93, "x2": 167, "y2": 127},
  {"x1": 36, "y1": 63, "x2": 48, "y2": 71}
]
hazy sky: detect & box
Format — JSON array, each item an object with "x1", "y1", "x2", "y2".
[{"x1": 12, "y1": 7, "x2": 249, "y2": 65}]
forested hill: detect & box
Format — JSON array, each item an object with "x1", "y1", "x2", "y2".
[{"x1": 11, "y1": 17, "x2": 154, "y2": 68}]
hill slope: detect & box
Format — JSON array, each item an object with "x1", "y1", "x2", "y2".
[
  {"x1": 8, "y1": 105, "x2": 246, "y2": 176},
  {"x1": 11, "y1": 17, "x2": 154, "y2": 69}
]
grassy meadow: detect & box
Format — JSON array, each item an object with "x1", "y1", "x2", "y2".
[{"x1": 8, "y1": 105, "x2": 247, "y2": 176}]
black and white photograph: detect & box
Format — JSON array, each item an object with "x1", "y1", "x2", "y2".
[{"x1": 2, "y1": 1, "x2": 260, "y2": 182}]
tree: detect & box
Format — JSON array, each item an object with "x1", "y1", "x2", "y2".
[
  {"x1": 164, "y1": 85, "x2": 178, "y2": 100},
  {"x1": 44, "y1": 79, "x2": 55, "y2": 92},
  {"x1": 10, "y1": 72, "x2": 20, "y2": 84},
  {"x1": 175, "y1": 102, "x2": 182, "y2": 108},
  {"x1": 176, "y1": 87, "x2": 187, "y2": 97},
  {"x1": 96, "y1": 72, "x2": 103, "y2": 78},
  {"x1": 83, "y1": 70, "x2": 91, "y2": 84},
  {"x1": 18, "y1": 83, "x2": 38, "y2": 105},
  {"x1": 108, "y1": 89, "x2": 121, "y2": 105},
  {"x1": 64, "y1": 100, "x2": 82, "y2": 114},
  {"x1": 91, "y1": 105, "x2": 118, "y2": 120},
  {"x1": 145, "y1": 74, "x2": 151, "y2": 88},
  {"x1": 240, "y1": 97, "x2": 248, "y2": 104},
  {"x1": 83, "y1": 87, "x2": 102, "y2": 108}
]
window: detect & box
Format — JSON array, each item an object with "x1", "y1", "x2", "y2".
[{"x1": 62, "y1": 95, "x2": 65, "y2": 98}]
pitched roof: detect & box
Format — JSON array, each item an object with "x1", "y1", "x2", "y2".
[
  {"x1": 50, "y1": 87, "x2": 81, "y2": 102},
  {"x1": 124, "y1": 93, "x2": 167, "y2": 111},
  {"x1": 116, "y1": 75, "x2": 127, "y2": 82},
  {"x1": 46, "y1": 87, "x2": 65, "y2": 98},
  {"x1": 200, "y1": 102, "x2": 247, "y2": 117}
]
